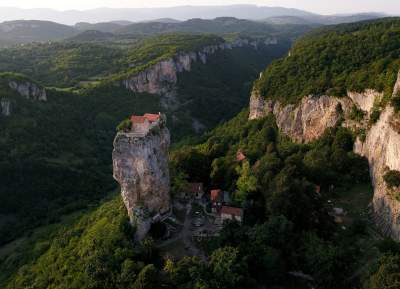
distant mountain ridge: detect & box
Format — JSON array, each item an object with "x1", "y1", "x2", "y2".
[
  {"x1": 0, "y1": 17, "x2": 310, "y2": 46},
  {"x1": 262, "y1": 12, "x2": 387, "y2": 25},
  {"x1": 0, "y1": 11, "x2": 388, "y2": 47},
  {"x1": 0, "y1": 20, "x2": 77, "y2": 44},
  {"x1": 0, "y1": 5, "x2": 384, "y2": 25}
]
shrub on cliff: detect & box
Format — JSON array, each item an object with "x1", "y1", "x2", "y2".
[
  {"x1": 117, "y1": 118, "x2": 132, "y2": 132},
  {"x1": 392, "y1": 96, "x2": 400, "y2": 113},
  {"x1": 384, "y1": 170, "x2": 400, "y2": 188},
  {"x1": 349, "y1": 105, "x2": 366, "y2": 122}
]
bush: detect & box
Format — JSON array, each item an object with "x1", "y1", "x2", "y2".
[
  {"x1": 349, "y1": 105, "x2": 366, "y2": 121},
  {"x1": 391, "y1": 96, "x2": 400, "y2": 113},
  {"x1": 383, "y1": 170, "x2": 400, "y2": 188},
  {"x1": 117, "y1": 118, "x2": 132, "y2": 132},
  {"x1": 369, "y1": 108, "x2": 381, "y2": 124}
]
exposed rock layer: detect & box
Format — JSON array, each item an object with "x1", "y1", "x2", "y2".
[
  {"x1": 8, "y1": 80, "x2": 47, "y2": 101},
  {"x1": 122, "y1": 38, "x2": 278, "y2": 109},
  {"x1": 0, "y1": 98, "x2": 11, "y2": 116},
  {"x1": 249, "y1": 90, "x2": 353, "y2": 143},
  {"x1": 112, "y1": 125, "x2": 170, "y2": 241},
  {"x1": 355, "y1": 107, "x2": 400, "y2": 238}
]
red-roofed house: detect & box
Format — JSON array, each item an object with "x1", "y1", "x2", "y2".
[
  {"x1": 220, "y1": 206, "x2": 243, "y2": 223},
  {"x1": 130, "y1": 113, "x2": 162, "y2": 135}
]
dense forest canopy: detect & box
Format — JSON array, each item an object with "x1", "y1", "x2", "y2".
[{"x1": 255, "y1": 18, "x2": 400, "y2": 104}]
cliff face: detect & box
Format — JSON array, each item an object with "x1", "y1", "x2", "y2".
[
  {"x1": 355, "y1": 107, "x2": 400, "y2": 238},
  {"x1": 0, "y1": 79, "x2": 46, "y2": 117},
  {"x1": 249, "y1": 90, "x2": 353, "y2": 143},
  {"x1": 394, "y1": 71, "x2": 400, "y2": 96},
  {"x1": 8, "y1": 80, "x2": 47, "y2": 101},
  {"x1": 122, "y1": 39, "x2": 278, "y2": 109},
  {"x1": 112, "y1": 124, "x2": 170, "y2": 241},
  {"x1": 249, "y1": 72, "x2": 400, "y2": 238},
  {"x1": 0, "y1": 98, "x2": 11, "y2": 116}
]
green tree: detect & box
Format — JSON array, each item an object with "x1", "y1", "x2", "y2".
[
  {"x1": 364, "y1": 255, "x2": 400, "y2": 289},
  {"x1": 209, "y1": 246, "x2": 247, "y2": 289},
  {"x1": 234, "y1": 160, "x2": 257, "y2": 205},
  {"x1": 133, "y1": 264, "x2": 159, "y2": 289},
  {"x1": 384, "y1": 170, "x2": 400, "y2": 188}
]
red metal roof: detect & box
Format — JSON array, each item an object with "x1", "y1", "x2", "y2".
[
  {"x1": 221, "y1": 206, "x2": 243, "y2": 217},
  {"x1": 130, "y1": 113, "x2": 160, "y2": 124},
  {"x1": 131, "y1": 115, "x2": 146, "y2": 123},
  {"x1": 144, "y1": 113, "x2": 160, "y2": 122},
  {"x1": 210, "y1": 189, "x2": 223, "y2": 202}
]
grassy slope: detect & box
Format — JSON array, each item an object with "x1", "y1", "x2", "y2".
[{"x1": 255, "y1": 18, "x2": 400, "y2": 104}]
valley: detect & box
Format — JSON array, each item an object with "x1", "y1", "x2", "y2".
[{"x1": 1, "y1": 7, "x2": 400, "y2": 289}]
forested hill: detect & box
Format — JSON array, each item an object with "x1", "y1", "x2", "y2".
[
  {"x1": 0, "y1": 34, "x2": 223, "y2": 88},
  {"x1": 254, "y1": 18, "x2": 400, "y2": 104}
]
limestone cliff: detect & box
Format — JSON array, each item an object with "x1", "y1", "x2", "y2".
[
  {"x1": 0, "y1": 79, "x2": 46, "y2": 117},
  {"x1": 354, "y1": 73, "x2": 400, "y2": 238},
  {"x1": 112, "y1": 117, "x2": 170, "y2": 241},
  {"x1": 355, "y1": 107, "x2": 400, "y2": 238},
  {"x1": 394, "y1": 71, "x2": 400, "y2": 96},
  {"x1": 8, "y1": 80, "x2": 47, "y2": 101},
  {"x1": 122, "y1": 38, "x2": 278, "y2": 110},
  {"x1": 0, "y1": 98, "x2": 11, "y2": 116},
  {"x1": 249, "y1": 72, "x2": 400, "y2": 238},
  {"x1": 249, "y1": 90, "x2": 353, "y2": 143}
]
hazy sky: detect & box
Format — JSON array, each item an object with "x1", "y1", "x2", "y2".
[{"x1": 1, "y1": 0, "x2": 399, "y2": 15}]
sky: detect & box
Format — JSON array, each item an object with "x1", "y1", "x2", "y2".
[{"x1": 0, "y1": 0, "x2": 399, "y2": 15}]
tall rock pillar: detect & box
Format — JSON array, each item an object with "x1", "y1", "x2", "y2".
[{"x1": 112, "y1": 113, "x2": 171, "y2": 241}]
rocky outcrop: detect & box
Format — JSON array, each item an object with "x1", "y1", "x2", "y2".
[
  {"x1": 348, "y1": 89, "x2": 383, "y2": 114},
  {"x1": 123, "y1": 38, "x2": 278, "y2": 109},
  {"x1": 394, "y1": 71, "x2": 400, "y2": 96},
  {"x1": 112, "y1": 120, "x2": 170, "y2": 241},
  {"x1": 351, "y1": 81, "x2": 400, "y2": 238},
  {"x1": 354, "y1": 95, "x2": 400, "y2": 238},
  {"x1": 249, "y1": 74, "x2": 400, "y2": 238},
  {"x1": 249, "y1": 90, "x2": 353, "y2": 143},
  {"x1": 0, "y1": 98, "x2": 11, "y2": 116},
  {"x1": 8, "y1": 80, "x2": 47, "y2": 101}
]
